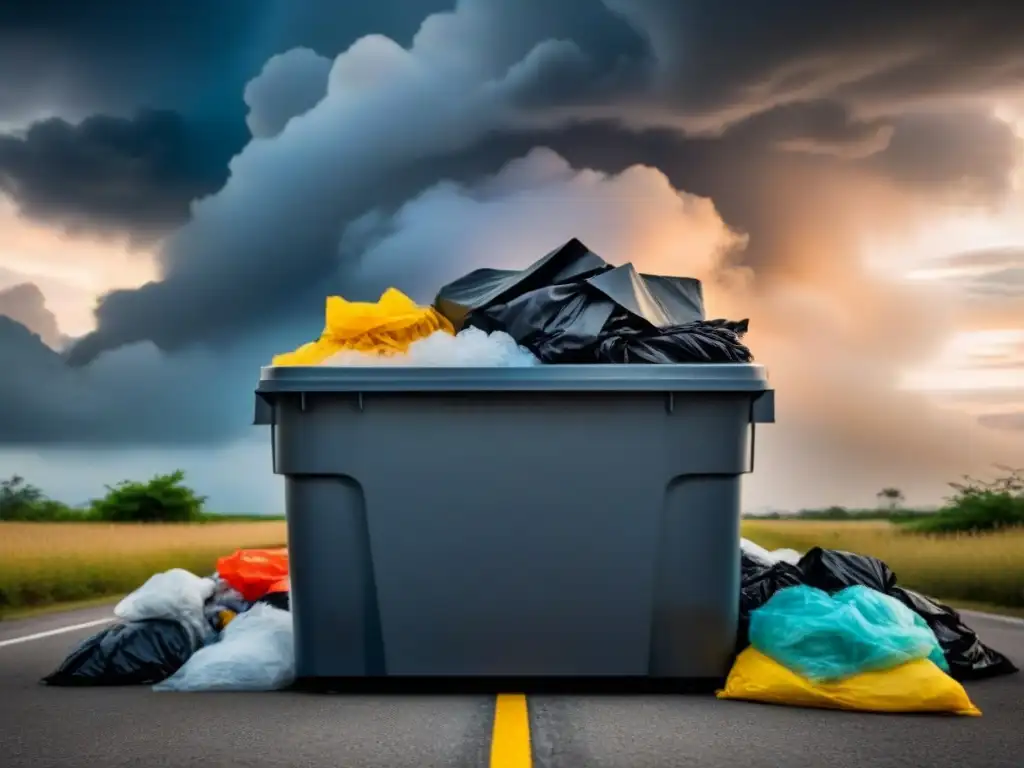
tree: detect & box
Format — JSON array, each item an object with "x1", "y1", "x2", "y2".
[
  {"x1": 876, "y1": 487, "x2": 904, "y2": 510},
  {"x1": 89, "y1": 470, "x2": 206, "y2": 523},
  {"x1": 0, "y1": 475, "x2": 45, "y2": 520},
  {"x1": 910, "y1": 465, "x2": 1024, "y2": 534}
]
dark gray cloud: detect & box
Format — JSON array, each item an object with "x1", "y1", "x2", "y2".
[
  {"x1": 0, "y1": 283, "x2": 61, "y2": 348},
  {"x1": 0, "y1": 1, "x2": 267, "y2": 122},
  {"x1": 0, "y1": 110, "x2": 239, "y2": 241},
  {"x1": 0, "y1": 1, "x2": 453, "y2": 122},
  {"x1": 867, "y1": 112, "x2": 1021, "y2": 200},
  {"x1": 602, "y1": 1, "x2": 1024, "y2": 123},
  {"x1": 0, "y1": 313, "x2": 296, "y2": 446}
]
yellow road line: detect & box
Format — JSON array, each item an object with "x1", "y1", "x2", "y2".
[{"x1": 490, "y1": 693, "x2": 532, "y2": 768}]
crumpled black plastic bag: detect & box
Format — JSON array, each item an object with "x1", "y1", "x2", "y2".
[
  {"x1": 257, "y1": 590, "x2": 290, "y2": 612},
  {"x1": 889, "y1": 586, "x2": 1018, "y2": 681},
  {"x1": 434, "y1": 237, "x2": 751, "y2": 364},
  {"x1": 737, "y1": 554, "x2": 804, "y2": 652},
  {"x1": 597, "y1": 319, "x2": 752, "y2": 364},
  {"x1": 797, "y1": 547, "x2": 897, "y2": 593},
  {"x1": 41, "y1": 619, "x2": 200, "y2": 687},
  {"x1": 434, "y1": 238, "x2": 619, "y2": 330},
  {"x1": 795, "y1": 547, "x2": 1017, "y2": 681}
]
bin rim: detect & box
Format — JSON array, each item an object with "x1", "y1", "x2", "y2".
[{"x1": 256, "y1": 363, "x2": 770, "y2": 394}]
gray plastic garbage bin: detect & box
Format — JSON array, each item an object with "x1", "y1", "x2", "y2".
[{"x1": 254, "y1": 364, "x2": 774, "y2": 683}]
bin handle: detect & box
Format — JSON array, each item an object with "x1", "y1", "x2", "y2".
[{"x1": 748, "y1": 421, "x2": 756, "y2": 473}]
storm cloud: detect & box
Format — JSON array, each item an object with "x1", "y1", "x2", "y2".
[
  {"x1": 0, "y1": 111, "x2": 238, "y2": 241},
  {"x1": 1, "y1": 0, "x2": 1023, "y2": 507},
  {"x1": 0, "y1": 282, "x2": 61, "y2": 349}
]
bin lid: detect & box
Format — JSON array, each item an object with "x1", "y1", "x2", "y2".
[{"x1": 256, "y1": 364, "x2": 770, "y2": 394}]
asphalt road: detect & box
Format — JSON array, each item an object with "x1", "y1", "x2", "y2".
[{"x1": 1, "y1": 605, "x2": 1022, "y2": 768}]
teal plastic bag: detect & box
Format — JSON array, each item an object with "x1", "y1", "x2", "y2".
[{"x1": 749, "y1": 584, "x2": 948, "y2": 682}]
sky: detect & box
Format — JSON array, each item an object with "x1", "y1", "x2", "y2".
[{"x1": 0, "y1": 0, "x2": 1022, "y2": 514}]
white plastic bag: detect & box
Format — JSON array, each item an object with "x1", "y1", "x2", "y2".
[
  {"x1": 153, "y1": 603, "x2": 295, "y2": 692},
  {"x1": 741, "y1": 538, "x2": 802, "y2": 566},
  {"x1": 322, "y1": 327, "x2": 540, "y2": 367},
  {"x1": 114, "y1": 568, "x2": 216, "y2": 634}
]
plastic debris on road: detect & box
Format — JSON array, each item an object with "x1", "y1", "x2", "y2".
[
  {"x1": 717, "y1": 648, "x2": 981, "y2": 716},
  {"x1": 215, "y1": 548, "x2": 289, "y2": 602},
  {"x1": 796, "y1": 546, "x2": 1019, "y2": 680},
  {"x1": 272, "y1": 288, "x2": 454, "y2": 366},
  {"x1": 740, "y1": 538, "x2": 801, "y2": 566},
  {"x1": 41, "y1": 619, "x2": 202, "y2": 687},
  {"x1": 114, "y1": 568, "x2": 216, "y2": 636},
  {"x1": 322, "y1": 326, "x2": 539, "y2": 367},
  {"x1": 40, "y1": 535, "x2": 1015, "y2": 704},
  {"x1": 153, "y1": 603, "x2": 295, "y2": 692},
  {"x1": 749, "y1": 585, "x2": 947, "y2": 682},
  {"x1": 738, "y1": 551, "x2": 804, "y2": 653}
]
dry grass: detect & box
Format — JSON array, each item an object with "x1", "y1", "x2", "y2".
[
  {"x1": 1, "y1": 518, "x2": 1020, "y2": 617},
  {"x1": 0, "y1": 521, "x2": 286, "y2": 616},
  {"x1": 743, "y1": 519, "x2": 1024, "y2": 608}
]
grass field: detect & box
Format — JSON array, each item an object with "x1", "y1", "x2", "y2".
[
  {"x1": 0, "y1": 519, "x2": 1021, "y2": 618},
  {"x1": 743, "y1": 519, "x2": 1024, "y2": 609},
  {"x1": 0, "y1": 520, "x2": 287, "y2": 618}
]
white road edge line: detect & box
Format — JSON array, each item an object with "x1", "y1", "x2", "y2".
[
  {"x1": 960, "y1": 609, "x2": 1024, "y2": 627},
  {"x1": 0, "y1": 607, "x2": 1019, "y2": 651},
  {"x1": 0, "y1": 618, "x2": 113, "y2": 649}
]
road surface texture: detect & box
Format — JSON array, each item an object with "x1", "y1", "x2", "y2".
[{"x1": 1, "y1": 604, "x2": 1021, "y2": 768}]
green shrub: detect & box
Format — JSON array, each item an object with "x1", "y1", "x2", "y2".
[
  {"x1": 0, "y1": 476, "x2": 85, "y2": 521},
  {"x1": 909, "y1": 466, "x2": 1024, "y2": 534},
  {"x1": 89, "y1": 470, "x2": 207, "y2": 523}
]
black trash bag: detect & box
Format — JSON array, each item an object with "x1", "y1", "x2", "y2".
[
  {"x1": 797, "y1": 547, "x2": 897, "y2": 593},
  {"x1": 796, "y1": 547, "x2": 1018, "y2": 681},
  {"x1": 596, "y1": 319, "x2": 752, "y2": 364},
  {"x1": 736, "y1": 554, "x2": 804, "y2": 651},
  {"x1": 890, "y1": 586, "x2": 1018, "y2": 681},
  {"x1": 41, "y1": 619, "x2": 201, "y2": 687},
  {"x1": 434, "y1": 238, "x2": 616, "y2": 330},
  {"x1": 257, "y1": 591, "x2": 290, "y2": 611},
  {"x1": 434, "y1": 238, "x2": 748, "y2": 364}
]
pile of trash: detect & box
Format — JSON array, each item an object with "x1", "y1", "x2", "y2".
[
  {"x1": 41, "y1": 540, "x2": 1017, "y2": 710},
  {"x1": 725, "y1": 540, "x2": 1018, "y2": 715},
  {"x1": 271, "y1": 238, "x2": 753, "y2": 367},
  {"x1": 42, "y1": 548, "x2": 294, "y2": 692},
  {"x1": 40, "y1": 237, "x2": 1019, "y2": 710}
]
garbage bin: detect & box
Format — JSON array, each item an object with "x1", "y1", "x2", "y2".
[{"x1": 254, "y1": 363, "x2": 775, "y2": 682}]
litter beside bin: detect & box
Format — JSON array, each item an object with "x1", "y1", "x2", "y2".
[{"x1": 254, "y1": 363, "x2": 775, "y2": 681}]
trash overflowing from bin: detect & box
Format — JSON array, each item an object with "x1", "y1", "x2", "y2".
[
  {"x1": 38, "y1": 238, "x2": 1017, "y2": 710},
  {"x1": 271, "y1": 238, "x2": 752, "y2": 367},
  {"x1": 272, "y1": 287, "x2": 455, "y2": 366},
  {"x1": 40, "y1": 540, "x2": 1016, "y2": 709},
  {"x1": 324, "y1": 326, "x2": 540, "y2": 367}
]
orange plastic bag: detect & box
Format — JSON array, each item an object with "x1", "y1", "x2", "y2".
[
  {"x1": 216, "y1": 548, "x2": 290, "y2": 602},
  {"x1": 266, "y1": 577, "x2": 290, "y2": 594}
]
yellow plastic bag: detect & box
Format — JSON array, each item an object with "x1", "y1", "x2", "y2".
[
  {"x1": 272, "y1": 288, "x2": 455, "y2": 366},
  {"x1": 717, "y1": 648, "x2": 981, "y2": 716}
]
